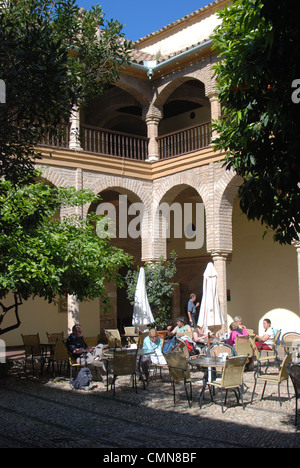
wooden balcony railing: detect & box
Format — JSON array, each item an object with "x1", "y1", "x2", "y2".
[
  {"x1": 40, "y1": 121, "x2": 212, "y2": 161},
  {"x1": 80, "y1": 124, "x2": 149, "y2": 160},
  {"x1": 157, "y1": 121, "x2": 211, "y2": 159}
]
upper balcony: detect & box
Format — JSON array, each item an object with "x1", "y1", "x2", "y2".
[{"x1": 40, "y1": 120, "x2": 211, "y2": 161}]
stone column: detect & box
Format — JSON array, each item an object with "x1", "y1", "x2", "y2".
[
  {"x1": 67, "y1": 294, "x2": 80, "y2": 335},
  {"x1": 212, "y1": 251, "x2": 228, "y2": 330},
  {"x1": 144, "y1": 106, "x2": 162, "y2": 162},
  {"x1": 208, "y1": 93, "x2": 221, "y2": 141},
  {"x1": 69, "y1": 105, "x2": 83, "y2": 151}
]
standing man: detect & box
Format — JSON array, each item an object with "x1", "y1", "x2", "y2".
[{"x1": 187, "y1": 293, "x2": 199, "y2": 330}]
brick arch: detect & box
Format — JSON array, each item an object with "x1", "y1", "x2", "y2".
[
  {"x1": 88, "y1": 176, "x2": 152, "y2": 211},
  {"x1": 36, "y1": 165, "x2": 72, "y2": 188},
  {"x1": 213, "y1": 169, "x2": 242, "y2": 253},
  {"x1": 117, "y1": 74, "x2": 152, "y2": 107},
  {"x1": 153, "y1": 69, "x2": 214, "y2": 108},
  {"x1": 153, "y1": 171, "x2": 209, "y2": 209}
]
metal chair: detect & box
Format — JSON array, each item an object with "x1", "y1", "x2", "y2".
[
  {"x1": 281, "y1": 332, "x2": 300, "y2": 355},
  {"x1": 207, "y1": 355, "x2": 248, "y2": 413},
  {"x1": 287, "y1": 362, "x2": 300, "y2": 426},
  {"x1": 249, "y1": 336, "x2": 280, "y2": 374},
  {"x1": 21, "y1": 333, "x2": 43, "y2": 374},
  {"x1": 236, "y1": 334, "x2": 252, "y2": 356},
  {"x1": 124, "y1": 327, "x2": 139, "y2": 346},
  {"x1": 63, "y1": 341, "x2": 86, "y2": 380},
  {"x1": 207, "y1": 342, "x2": 236, "y2": 377},
  {"x1": 251, "y1": 352, "x2": 292, "y2": 406},
  {"x1": 48, "y1": 339, "x2": 69, "y2": 377},
  {"x1": 83, "y1": 336, "x2": 100, "y2": 347},
  {"x1": 110, "y1": 349, "x2": 138, "y2": 396},
  {"x1": 104, "y1": 329, "x2": 122, "y2": 349},
  {"x1": 164, "y1": 348, "x2": 202, "y2": 408},
  {"x1": 46, "y1": 332, "x2": 64, "y2": 344}
]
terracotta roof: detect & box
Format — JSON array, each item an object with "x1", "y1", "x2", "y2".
[
  {"x1": 132, "y1": 0, "x2": 226, "y2": 46},
  {"x1": 129, "y1": 38, "x2": 212, "y2": 65}
]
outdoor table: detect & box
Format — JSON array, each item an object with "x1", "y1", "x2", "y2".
[{"x1": 188, "y1": 355, "x2": 226, "y2": 408}]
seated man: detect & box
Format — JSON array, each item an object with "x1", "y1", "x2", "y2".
[
  {"x1": 67, "y1": 324, "x2": 106, "y2": 377},
  {"x1": 255, "y1": 318, "x2": 274, "y2": 351}
]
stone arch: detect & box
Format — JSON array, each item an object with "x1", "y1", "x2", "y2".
[
  {"x1": 153, "y1": 71, "x2": 213, "y2": 109},
  {"x1": 36, "y1": 165, "x2": 73, "y2": 188},
  {"x1": 88, "y1": 176, "x2": 152, "y2": 212}
]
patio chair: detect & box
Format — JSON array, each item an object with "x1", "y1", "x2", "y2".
[
  {"x1": 48, "y1": 339, "x2": 69, "y2": 377},
  {"x1": 21, "y1": 333, "x2": 44, "y2": 374},
  {"x1": 83, "y1": 336, "x2": 100, "y2": 347},
  {"x1": 249, "y1": 336, "x2": 280, "y2": 374},
  {"x1": 207, "y1": 355, "x2": 248, "y2": 413},
  {"x1": 104, "y1": 329, "x2": 122, "y2": 349},
  {"x1": 46, "y1": 332, "x2": 64, "y2": 344},
  {"x1": 110, "y1": 349, "x2": 138, "y2": 396},
  {"x1": 251, "y1": 352, "x2": 292, "y2": 406},
  {"x1": 236, "y1": 335, "x2": 253, "y2": 362},
  {"x1": 124, "y1": 326, "x2": 139, "y2": 346},
  {"x1": 207, "y1": 342, "x2": 236, "y2": 377},
  {"x1": 164, "y1": 348, "x2": 202, "y2": 408},
  {"x1": 138, "y1": 331, "x2": 149, "y2": 349},
  {"x1": 281, "y1": 332, "x2": 300, "y2": 355},
  {"x1": 63, "y1": 341, "x2": 86, "y2": 380},
  {"x1": 287, "y1": 362, "x2": 300, "y2": 426}
]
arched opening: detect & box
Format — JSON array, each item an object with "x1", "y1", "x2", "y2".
[{"x1": 88, "y1": 188, "x2": 143, "y2": 333}]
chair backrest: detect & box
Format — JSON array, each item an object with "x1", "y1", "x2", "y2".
[
  {"x1": 236, "y1": 335, "x2": 252, "y2": 357},
  {"x1": 173, "y1": 338, "x2": 190, "y2": 359},
  {"x1": 84, "y1": 336, "x2": 99, "y2": 347},
  {"x1": 248, "y1": 336, "x2": 262, "y2": 360},
  {"x1": 104, "y1": 329, "x2": 122, "y2": 348},
  {"x1": 53, "y1": 339, "x2": 69, "y2": 361},
  {"x1": 47, "y1": 332, "x2": 64, "y2": 344},
  {"x1": 273, "y1": 329, "x2": 282, "y2": 345},
  {"x1": 282, "y1": 332, "x2": 300, "y2": 345},
  {"x1": 183, "y1": 331, "x2": 193, "y2": 339},
  {"x1": 113, "y1": 350, "x2": 137, "y2": 376},
  {"x1": 124, "y1": 326, "x2": 136, "y2": 335},
  {"x1": 63, "y1": 340, "x2": 78, "y2": 366},
  {"x1": 164, "y1": 349, "x2": 190, "y2": 382},
  {"x1": 221, "y1": 355, "x2": 248, "y2": 388},
  {"x1": 278, "y1": 352, "x2": 292, "y2": 382},
  {"x1": 21, "y1": 334, "x2": 41, "y2": 356},
  {"x1": 207, "y1": 342, "x2": 235, "y2": 358},
  {"x1": 138, "y1": 332, "x2": 149, "y2": 349},
  {"x1": 287, "y1": 362, "x2": 300, "y2": 397}
]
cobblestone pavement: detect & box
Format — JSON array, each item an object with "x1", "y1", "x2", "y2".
[{"x1": 0, "y1": 357, "x2": 299, "y2": 450}]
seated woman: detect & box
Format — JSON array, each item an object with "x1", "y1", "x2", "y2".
[
  {"x1": 168, "y1": 316, "x2": 191, "y2": 338},
  {"x1": 138, "y1": 329, "x2": 166, "y2": 382},
  {"x1": 226, "y1": 321, "x2": 248, "y2": 347},
  {"x1": 255, "y1": 318, "x2": 274, "y2": 350},
  {"x1": 193, "y1": 325, "x2": 209, "y2": 351}
]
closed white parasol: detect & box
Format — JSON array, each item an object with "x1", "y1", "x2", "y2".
[
  {"x1": 198, "y1": 262, "x2": 224, "y2": 334},
  {"x1": 132, "y1": 267, "x2": 154, "y2": 331}
]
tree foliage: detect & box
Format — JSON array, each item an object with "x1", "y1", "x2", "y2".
[
  {"x1": 125, "y1": 252, "x2": 178, "y2": 329},
  {"x1": 0, "y1": 178, "x2": 132, "y2": 335},
  {"x1": 211, "y1": 0, "x2": 300, "y2": 244},
  {"x1": 0, "y1": 0, "x2": 131, "y2": 182}
]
